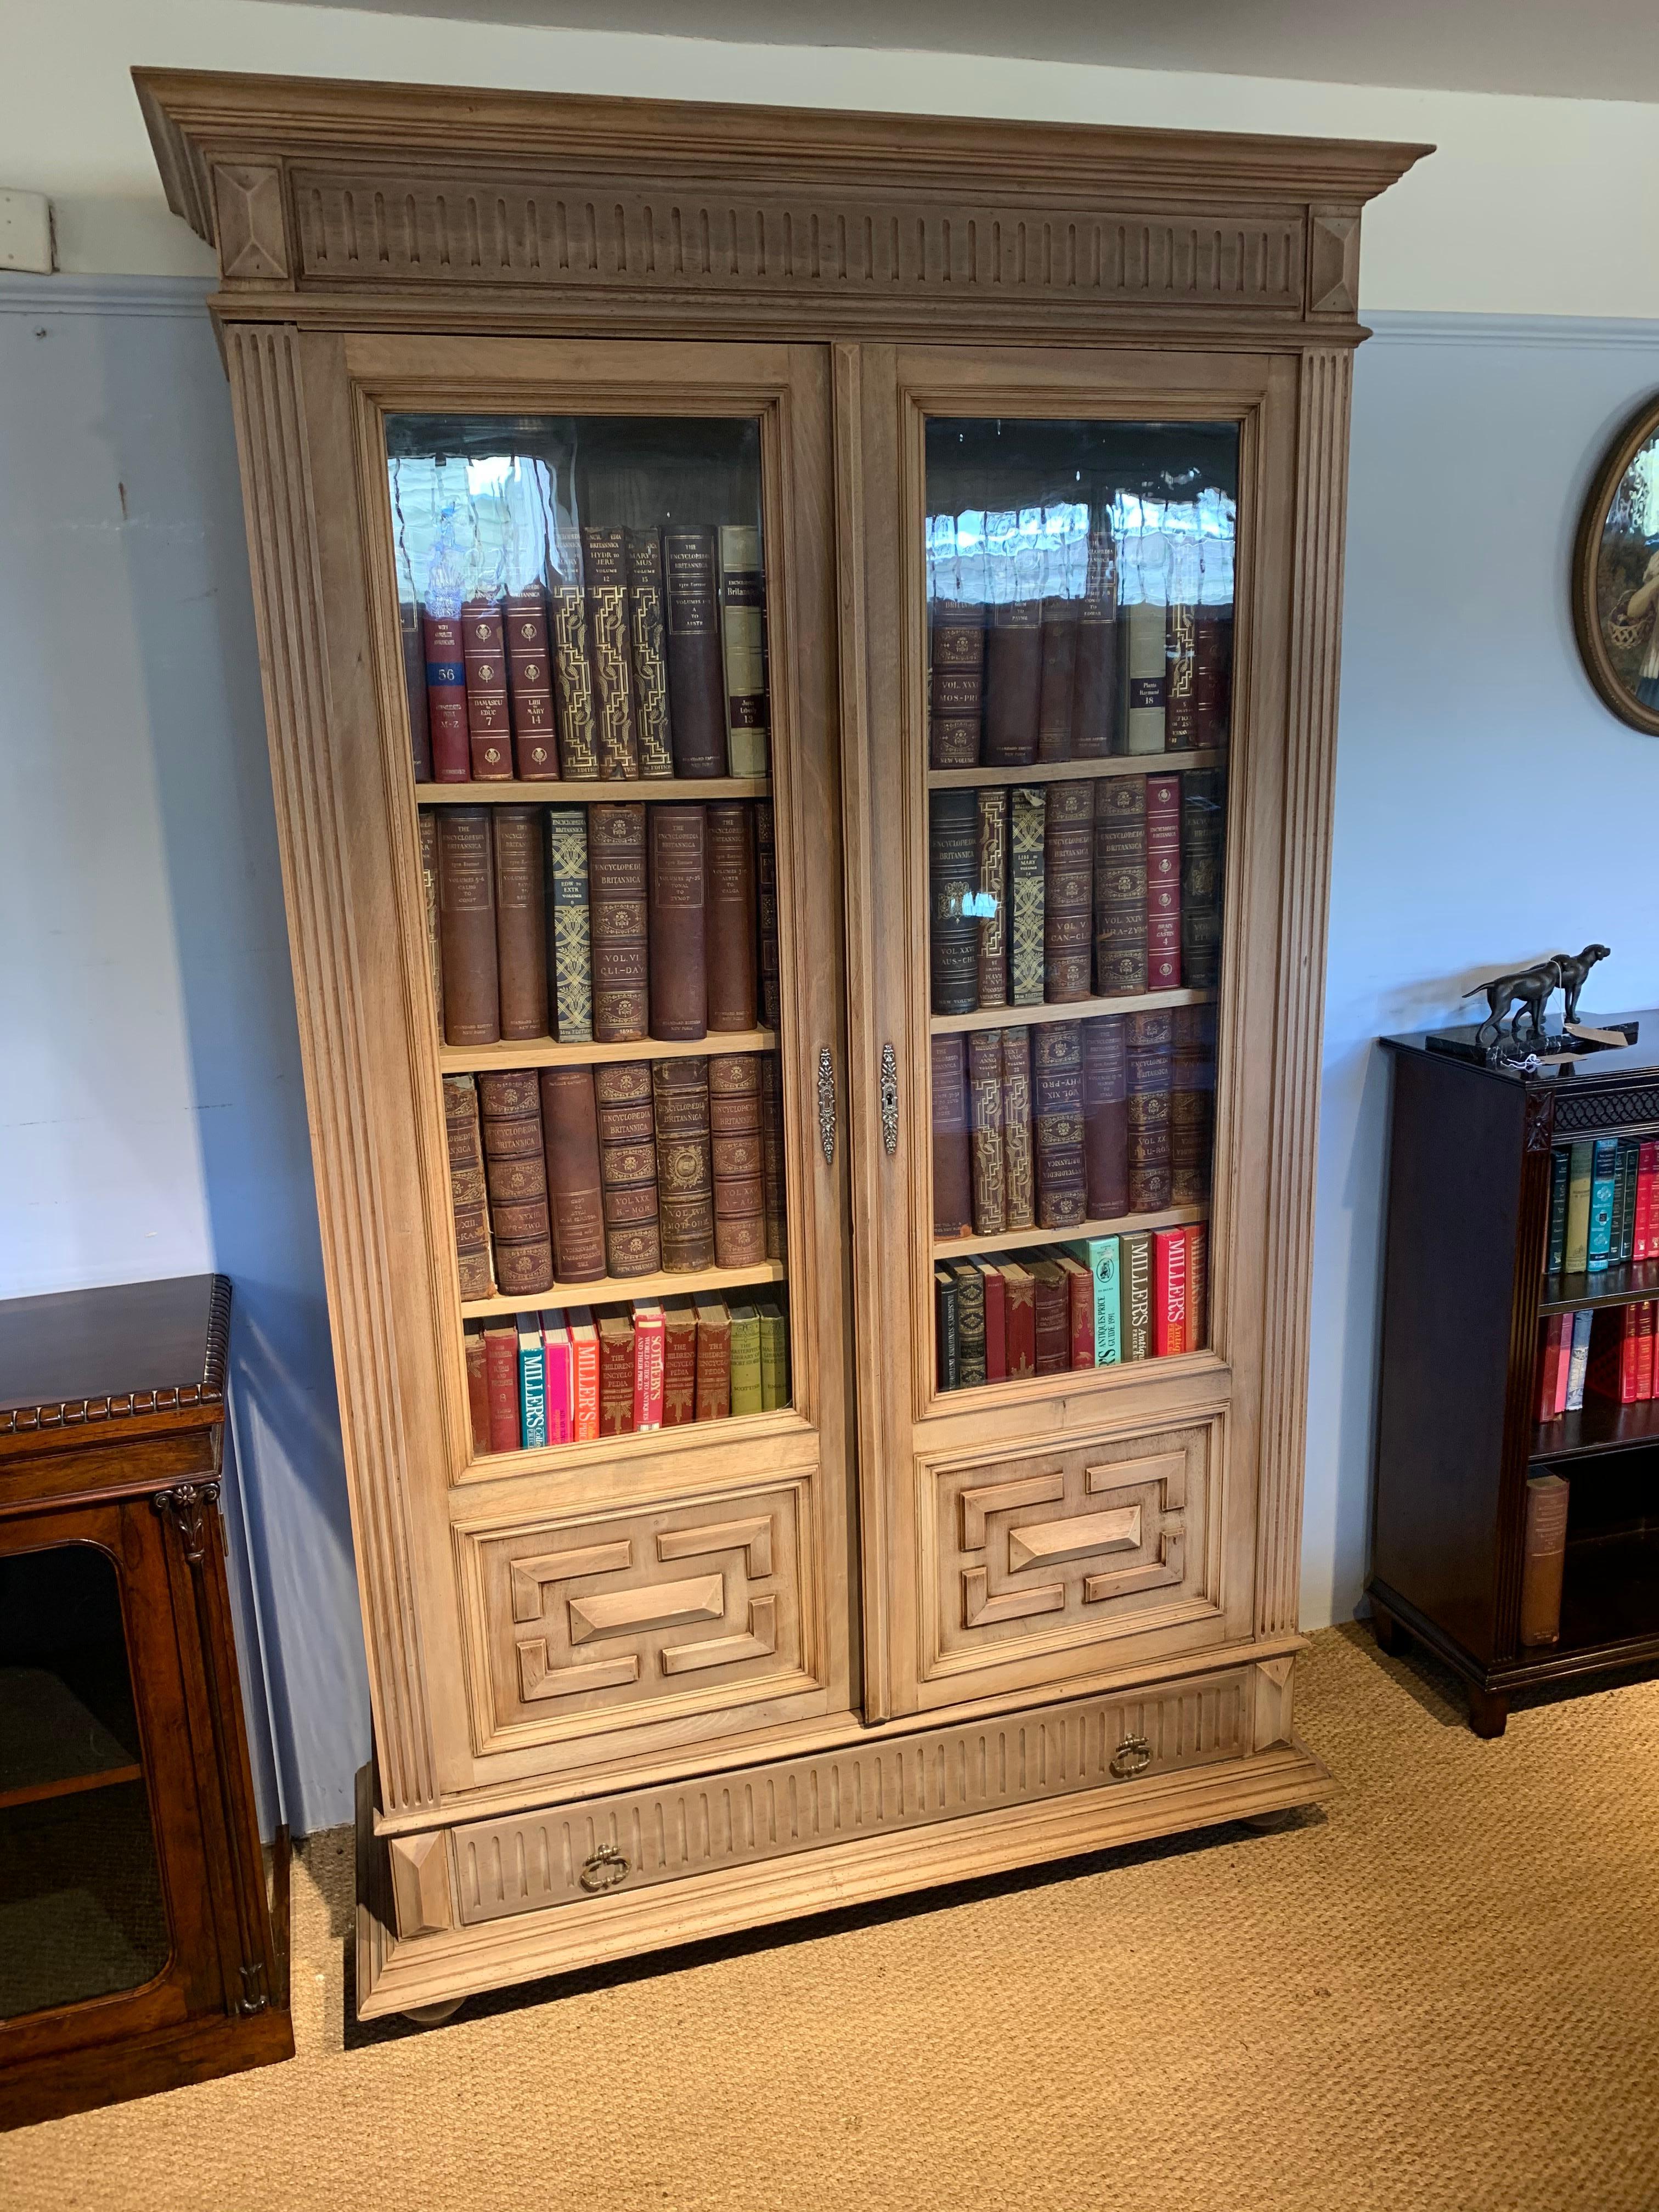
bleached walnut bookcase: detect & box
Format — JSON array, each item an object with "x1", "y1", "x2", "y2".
[{"x1": 139, "y1": 69, "x2": 1424, "y2": 2021}]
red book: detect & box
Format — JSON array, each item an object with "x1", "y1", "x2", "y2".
[
  {"x1": 1030, "y1": 1261, "x2": 1069, "y2": 1375},
  {"x1": 504, "y1": 588, "x2": 560, "y2": 780},
  {"x1": 1184, "y1": 1222, "x2": 1209, "y2": 1352},
  {"x1": 1623, "y1": 1308, "x2": 1643, "y2": 1403},
  {"x1": 1056, "y1": 1252, "x2": 1095, "y2": 1369},
  {"x1": 1144, "y1": 774, "x2": 1182, "y2": 992},
  {"x1": 662, "y1": 1300, "x2": 698, "y2": 1427},
  {"x1": 463, "y1": 1321, "x2": 490, "y2": 1454},
  {"x1": 483, "y1": 1321, "x2": 521, "y2": 1452},
  {"x1": 633, "y1": 1301, "x2": 666, "y2": 1432},
  {"x1": 1637, "y1": 1141, "x2": 1659, "y2": 1263},
  {"x1": 567, "y1": 1307, "x2": 600, "y2": 1441},
  {"x1": 1153, "y1": 1226, "x2": 1188, "y2": 1357},
  {"x1": 1638, "y1": 1301, "x2": 1656, "y2": 1403},
  {"x1": 1001, "y1": 1260, "x2": 1036, "y2": 1378},
  {"x1": 1585, "y1": 1306, "x2": 1633, "y2": 1404},
  {"x1": 461, "y1": 599, "x2": 513, "y2": 779},
  {"x1": 1536, "y1": 1313, "x2": 1566, "y2": 1422},
  {"x1": 422, "y1": 609, "x2": 471, "y2": 782},
  {"x1": 598, "y1": 1311, "x2": 636, "y2": 1435},
  {"x1": 977, "y1": 1261, "x2": 1007, "y2": 1383}
]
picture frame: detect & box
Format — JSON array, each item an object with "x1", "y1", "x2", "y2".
[{"x1": 1573, "y1": 391, "x2": 1659, "y2": 737}]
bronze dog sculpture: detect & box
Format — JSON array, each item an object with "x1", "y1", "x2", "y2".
[
  {"x1": 1550, "y1": 943, "x2": 1611, "y2": 1026},
  {"x1": 1463, "y1": 957, "x2": 1563, "y2": 1043}
]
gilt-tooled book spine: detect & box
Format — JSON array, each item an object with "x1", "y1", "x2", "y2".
[
  {"x1": 419, "y1": 811, "x2": 444, "y2": 1034},
  {"x1": 538, "y1": 1066, "x2": 607, "y2": 1286},
  {"x1": 1002, "y1": 1260, "x2": 1036, "y2": 1377},
  {"x1": 595, "y1": 1062, "x2": 662, "y2": 1278},
  {"x1": 1033, "y1": 1020, "x2": 1087, "y2": 1230},
  {"x1": 1056, "y1": 1252, "x2": 1094, "y2": 1369},
  {"x1": 1145, "y1": 773, "x2": 1182, "y2": 991},
  {"x1": 975, "y1": 788, "x2": 1009, "y2": 1010},
  {"x1": 545, "y1": 806, "x2": 592, "y2": 1044},
  {"x1": 1071, "y1": 526, "x2": 1119, "y2": 759},
  {"x1": 589, "y1": 802, "x2": 648, "y2": 1043},
  {"x1": 478, "y1": 1070, "x2": 554, "y2": 1298},
  {"x1": 1588, "y1": 1136, "x2": 1618, "y2": 1274},
  {"x1": 443, "y1": 1075, "x2": 495, "y2": 1301},
  {"x1": 1065, "y1": 1235, "x2": 1121, "y2": 1365},
  {"x1": 1042, "y1": 782, "x2": 1094, "y2": 1003},
  {"x1": 1186, "y1": 1221, "x2": 1209, "y2": 1352},
  {"x1": 662, "y1": 1299, "x2": 699, "y2": 1426},
  {"x1": 1121, "y1": 1230, "x2": 1153, "y2": 1361},
  {"x1": 633, "y1": 1302, "x2": 666, "y2": 1432},
  {"x1": 929, "y1": 789, "x2": 980, "y2": 1017},
  {"x1": 1093, "y1": 776, "x2": 1148, "y2": 997},
  {"x1": 934, "y1": 1267, "x2": 960, "y2": 1391},
  {"x1": 437, "y1": 808, "x2": 500, "y2": 1047},
  {"x1": 484, "y1": 1322, "x2": 521, "y2": 1452},
  {"x1": 951, "y1": 1262, "x2": 987, "y2": 1389},
  {"x1": 928, "y1": 600, "x2": 986, "y2": 768},
  {"x1": 647, "y1": 803, "x2": 708, "y2": 1041},
  {"x1": 759, "y1": 1053, "x2": 788, "y2": 1261},
  {"x1": 583, "y1": 526, "x2": 640, "y2": 780},
  {"x1": 1545, "y1": 1146, "x2": 1571, "y2": 1277},
  {"x1": 1036, "y1": 598, "x2": 1080, "y2": 763},
  {"x1": 504, "y1": 588, "x2": 560, "y2": 781},
  {"x1": 757, "y1": 1300, "x2": 789, "y2": 1411},
  {"x1": 1194, "y1": 608, "x2": 1232, "y2": 748},
  {"x1": 627, "y1": 529, "x2": 675, "y2": 779},
  {"x1": 422, "y1": 610, "x2": 470, "y2": 782},
  {"x1": 719, "y1": 524, "x2": 770, "y2": 778},
  {"x1": 967, "y1": 1028, "x2": 1006, "y2": 1238},
  {"x1": 709, "y1": 1053, "x2": 765, "y2": 1267},
  {"x1": 1170, "y1": 1003, "x2": 1216, "y2": 1209},
  {"x1": 693, "y1": 1295, "x2": 732, "y2": 1420},
  {"x1": 652, "y1": 1056, "x2": 715, "y2": 1273},
  {"x1": 1165, "y1": 588, "x2": 1198, "y2": 752},
  {"x1": 663, "y1": 525, "x2": 727, "y2": 777},
  {"x1": 755, "y1": 800, "x2": 781, "y2": 1030},
  {"x1": 1519, "y1": 1472, "x2": 1570, "y2": 1645},
  {"x1": 977, "y1": 1259, "x2": 1006, "y2": 1381},
  {"x1": 984, "y1": 598, "x2": 1042, "y2": 766},
  {"x1": 729, "y1": 1303, "x2": 764, "y2": 1417},
  {"x1": 1126, "y1": 1010, "x2": 1174, "y2": 1214},
  {"x1": 1030, "y1": 1260, "x2": 1069, "y2": 1375},
  {"x1": 1082, "y1": 1013, "x2": 1128, "y2": 1222},
  {"x1": 1180, "y1": 770, "x2": 1226, "y2": 991},
  {"x1": 706, "y1": 800, "x2": 759, "y2": 1031},
  {"x1": 463, "y1": 1320, "x2": 490, "y2": 1453},
  {"x1": 461, "y1": 600, "x2": 513, "y2": 780},
  {"x1": 1124, "y1": 599, "x2": 1167, "y2": 756},
  {"x1": 549, "y1": 544, "x2": 600, "y2": 780},
  {"x1": 930, "y1": 1033, "x2": 974, "y2": 1240},
  {"x1": 1000, "y1": 1025, "x2": 1035, "y2": 1232},
  {"x1": 493, "y1": 805, "x2": 549, "y2": 1042},
  {"x1": 401, "y1": 599, "x2": 432, "y2": 780},
  {"x1": 1008, "y1": 787, "x2": 1046, "y2": 1008},
  {"x1": 598, "y1": 1311, "x2": 636, "y2": 1436}
]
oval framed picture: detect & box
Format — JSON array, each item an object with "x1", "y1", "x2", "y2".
[{"x1": 1573, "y1": 392, "x2": 1659, "y2": 736}]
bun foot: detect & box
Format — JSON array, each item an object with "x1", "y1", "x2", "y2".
[
  {"x1": 1466, "y1": 1684, "x2": 1508, "y2": 1739},
  {"x1": 403, "y1": 1997, "x2": 465, "y2": 2027}
]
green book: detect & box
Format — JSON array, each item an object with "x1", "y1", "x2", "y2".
[
  {"x1": 1066, "y1": 1235, "x2": 1121, "y2": 1364},
  {"x1": 1563, "y1": 1141, "x2": 1594, "y2": 1274},
  {"x1": 729, "y1": 1302, "x2": 763, "y2": 1416},
  {"x1": 1120, "y1": 1230, "x2": 1153, "y2": 1361},
  {"x1": 951, "y1": 1261, "x2": 988, "y2": 1387},
  {"x1": 545, "y1": 805, "x2": 592, "y2": 1042},
  {"x1": 1544, "y1": 1147, "x2": 1570, "y2": 1277},
  {"x1": 1587, "y1": 1137, "x2": 1618, "y2": 1275},
  {"x1": 757, "y1": 1299, "x2": 789, "y2": 1411}
]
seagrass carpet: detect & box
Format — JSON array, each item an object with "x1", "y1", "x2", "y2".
[{"x1": 5, "y1": 1621, "x2": 1658, "y2": 2212}]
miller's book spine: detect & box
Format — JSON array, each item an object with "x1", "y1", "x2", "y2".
[
  {"x1": 1153, "y1": 1227, "x2": 1188, "y2": 1357},
  {"x1": 493, "y1": 804, "x2": 549, "y2": 1043},
  {"x1": 444, "y1": 1075, "x2": 495, "y2": 1301},
  {"x1": 545, "y1": 805, "x2": 594, "y2": 1043},
  {"x1": 1000, "y1": 1026, "x2": 1035, "y2": 1232},
  {"x1": 437, "y1": 808, "x2": 501, "y2": 1047},
  {"x1": 647, "y1": 803, "x2": 708, "y2": 1041},
  {"x1": 595, "y1": 1062, "x2": 662, "y2": 1277},
  {"x1": 422, "y1": 610, "x2": 471, "y2": 783},
  {"x1": 968, "y1": 1027, "x2": 1006, "y2": 1238},
  {"x1": 1033, "y1": 1020, "x2": 1087, "y2": 1229},
  {"x1": 652, "y1": 1056, "x2": 715, "y2": 1272},
  {"x1": 709, "y1": 1053, "x2": 766, "y2": 1267},
  {"x1": 1093, "y1": 775, "x2": 1148, "y2": 997},
  {"x1": 1121, "y1": 1231, "x2": 1153, "y2": 1361},
  {"x1": 626, "y1": 528, "x2": 675, "y2": 779},
  {"x1": 1186, "y1": 1221, "x2": 1209, "y2": 1351},
  {"x1": 929, "y1": 789, "x2": 981, "y2": 1017},
  {"x1": 718, "y1": 524, "x2": 770, "y2": 778},
  {"x1": 663, "y1": 525, "x2": 728, "y2": 777},
  {"x1": 930, "y1": 1033, "x2": 974, "y2": 1239},
  {"x1": 1008, "y1": 786, "x2": 1046, "y2": 1008},
  {"x1": 928, "y1": 599, "x2": 986, "y2": 768},
  {"x1": 975, "y1": 786, "x2": 1009, "y2": 1010},
  {"x1": 504, "y1": 588, "x2": 560, "y2": 780},
  {"x1": 461, "y1": 599, "x2": 513, "y2": 780},
  {"x1": 583, "y1": 524, "x2": 640, "y2": 780},
  {"x1": 1144, "y1": 772, "x2": 1182, "y2": 991},
  {"x1": 588, "y1": 802, "x2": 649, "y2": 1043},
  {"x1": 517, "y1": 1316, "x2": 548, "y2": 1452},
  {"x1": 478, "y1": 1070, "x2": 554, "y2": 1298},
  {"x1": 538, "y1": 1065, "x2": 607, "y2": 1286},
  {"x1": 1042, "y1": 781, "x2": 1094, "y2": 1003},
  {"x1": 706, "y1": 800, "x2": 759, "y2": 1031}
]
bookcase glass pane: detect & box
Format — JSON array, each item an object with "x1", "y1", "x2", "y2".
[
  {"x1": 0, "y1": 1545, "x2": 170, "y2": 2018},
  {"x1": 923, "y1": 417, "x2": 1235, "y2": 1392},
  {"x1": 380, "y1": 414, "x2": 789, "y2": 1458}
]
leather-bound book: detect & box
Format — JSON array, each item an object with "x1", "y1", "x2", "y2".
[
  {"x1": 706, "y1": 800, "x2": 759, "y2": 1031},
  {"x1": 1146, "y1": 773, "x2": 1182, "y2": 990},
  {"x1": 545, "y1": 806, "x2": 593, "y2": 1043},
  {"x1": 419, "y1": 811, "x2": 444, "y2": 1032},
  {"x1": 582, "y1": 526, "x2": 640, "y2": 780},
  {"x1": 930, "y1": 1033, "x2": 974, "y2": 1239},
  {"x1": 1036, "y1": 597, "x2": 1079, "y2": 762},
  {"x1": 975, "y1": 788, "x2": 1009, "y2": 1010},
  {"x1": 1165, "y1": 546, "x2": 1199, "y2": 752},
  {"x1": 1123, "y1": 594, "x2": 1167, "y2": 755},
  {"x1": 1093, "y1": 776, "x2": 1148, "y2": 997},
  {"x1": 1126, "y1": 1009, "x2": 1175, "y2": 1213},
  {"x1": 1042, "y1": 782, "x2": 1094, "y2": 1003},
  {"x1": 483, "y1": 1322, "x2": 521, "y2": 1452},
  {"x1": 443, "y1": 1075, "x2": 495, "y2": 1301},
  {"x1": 759, "y1": 1053, "x2": 788, "y2": 1261},
  {"x1": 652, "y1": 1057, "x2": 715, "y2": 1272},
  {"x1": 463, "y1": 1321, "x2": 490, "y2": 1453},
  {"x1": 1170, "y1": 1002, "x2": 1217, "y2": 1208},
  {"x1": 461, "y1": 599, "x2": 513, "y2": 780},
  {"x1": 693, "y1": 1295, "x2": 732, "y2": 1420},
  {"x1": 929, "y1": 789, "x2": 980, "y2": 1016},
  {"x1": 400, "y1": 600, "x2": 432, "y2": 780},
  {"x1": 1180, "y1": 770, "x2": 1226, "y2": 990},
  {"x1": 929, "y1": 600, "x2": 986, "y2": 768},
  {"x1": 1030, "y1": 1259, "x2": 1070, "y2": 1375},
  {"x1": 729, "y1": 1304, "x2": 763, "y2": 1415},
  {"x1": 709, "y1": 1053, "x2": 765, "y2": 1266},
  {"x1": 492, "y1": 805, "x2": 549, "y2": 1042},
  {"x1": 1071, "y1": 524, "x2": 1120, "y2": 759},
  {"x1": 1008, "y1": 786, "x2": 1046, "y2": 1008},
  {"x1": 977, "y1": 1259, "x2": 1007, "y2": 1383},
  {"x1": 663, "y1": 525, "x2": 727, "y2": 777},
  {"x1": 503, "y1": 588, "x2": 560, "y2": 781},
  {"x1": 984, "y1": 599, "x2": 1042, "y2": 765},
  {"x1": 548, "y1": 541, "x2": 600, "y2": 780},
  {"x1": 757, "y1": 1298, "x2": 790, "y2": 1410},
  {"x1": 538, "y1": 1065, "x2": 607, "y2": 1285},
  {"x1": 952, "y1": 1261, "x2": 987, "y2": 1389},
  {"x1": 647, "y1": 803, "x2": 708, "y2": 1040},
  {"x1": 1000, "y1": 1025, "x2": 1035, "y2": 1231},
  {"x1": 935, "y1": 1267, "x2": 960, "y2": 1391},
  {"x1": 1034, "y1": 1020, "x2": 1087, "y2": 1230},
  {"x1": 719, "y1": 525, "x2": 770, "y2": 777},
  {"x1": 1519, "y1": 1472, "x2": 1570, "y2": 1645},
  {"x1": 1055, "y1": 1251, "x2": 1094, "y2": 1369},
  {"x1": 1083, "y1": 1013, "x2": 1129, "y2": 1222},
  {"x1": 594, "y1": 1062, "x2": 661, "y2": 1277},
  {"x1": 422, "y1": 607, "x2": 470, "y2": 782},
  {"x1": 1002, "y1": 1259, "x2": 1036, "y2": 1377},
  {"x1": 597, "y1": 1311, "x2": 636, "y2": 1436},
  {"x1": 1194, "y1": 607, "x2": 1233, "y2": 748},
  {"x1": 589, "y1": 802, "x2": 649, "y2": 1042},
  {"x1": 437, "y1": 808, "x2": 500, "y2": 1047},
  {"x1": 662, "y1": 1298, "x2": 698, "y2": 1425},
  {"x1": 967, "y1": 1028, "x2": 1006, "y2": 1238},
  {"x1": 626, "y1": 529, "x2": 675, "y2": 779},
  {"x1": 755, "y1": 800, "x2": 781, "y2": 1030},
  {"x1": 478, "y1": 1070, "x2": 554, "y2": 1297}
]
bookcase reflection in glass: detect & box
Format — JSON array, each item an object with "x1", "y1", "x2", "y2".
[{"x1": 924, "y1": 417, "x2": 1234, "y2": 1392}]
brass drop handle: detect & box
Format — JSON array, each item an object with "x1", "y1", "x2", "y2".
[
  {"x1": 880, "y1": 1042, "x2": 899, "y2": 1157},
  {"x1": 579, "y1": 1842, "x2": 630, "y2": 1893},
  {"x1": 1109, "y1": 1735, "x2": 1152, "y2": 1781},
  {"x1": 817, "y1": 1047, "x2": 836, "y2": 1166}
]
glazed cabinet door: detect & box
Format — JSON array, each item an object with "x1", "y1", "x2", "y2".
[{"x1": 842, "y1": 343, "x2": 1302, "y2": 1718}]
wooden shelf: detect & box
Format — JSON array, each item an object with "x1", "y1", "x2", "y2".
[
  {"x1": 935, "y1": 1203, "x2": 1206, "y2": 1262},
  {"x1": 1532, "y1": 1396, "x2": 1659, "y2": 1462},
  {"x1": 0, "y1": 1761, "x2": 144, "y2": 1816},
  {"x1": 928, "y1": 748, "x2": 1227, "y2": 791},
  {"x1": 1556, "y1": 1525, "x2": 1659, "y2": 1651},
  {"x1": 416, "y1": 777, "x2": 771, "y2": 805},
  {"x1": 460, "y1": 1259, "x2": 786, "y2": 1319},
  {"x1": 931, "y1": 988, "x2": 1215, "y2": 1036},
  {"x1": 441, "y1": 1029, "x2": 777, "y2": 1073},
  {"x1": 1541, "y1": 1260, "x2": 1659, "y2": 1316}
]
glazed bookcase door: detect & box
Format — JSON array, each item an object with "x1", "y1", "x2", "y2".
[
  {"x1": 235, "y1": 332, "x2": 854, "y2": 1807},
  {"x1": 847, "y1": 345, "x2": 1300, "y2": 1718}
]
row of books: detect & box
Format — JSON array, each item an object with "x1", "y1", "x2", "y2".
[
  {"x1": 467, "y1": 1294, "x2": 789, "y2": 1453},
  {"x1": 933, "y1": 1006, "x2": 1214, "y2": 1240},
  {"x1": 1544, "y1": 1137, "x2": 1659, "y2": 1276},
  {"x1": 445, "y1": 1056, "x2": 785, "y2": 1304},
  {"x1": 1538, "y1": 1302, "x2": 1659, "y2": 1418},
  {"x1": 405, "y1": 522, "x2": 769, "y2": 786},
  {"x1": 936, "y1": 1224, "x2": 1207, "y2": 1391},
  {"x1": 929, "y1": 770, "x2": 1223, "y2": 1014},
  {"x1": 422, "y1": 797, "x2": 779, "y2": 1051}
]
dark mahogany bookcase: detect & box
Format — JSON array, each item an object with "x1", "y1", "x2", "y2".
[{"x1": 1370, "y1": 1017, "x2": 1659, "y2": 1735}]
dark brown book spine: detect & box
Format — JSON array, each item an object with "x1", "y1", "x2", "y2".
[
  {"x1": 1001, "y1": 1025, "x2": 1035, "y2": 1231},
  {"x1": 663, "y1": 525, "x2": 727, "y2": 777},
  {"x1": 464, "y1": 1320, "x2": 490, "y2": 1452},
  {"x1": 663, "y1": 1300, "x2": 698, "y2": 1425},
  {"x1": 652, "y1": 1057, "x2": 716, "y2": 1272},
  {"x1": 1030, "y1": 1260, "x2": 1070, "y2": 1375},
  {"x1": 598, "y1": 1312, "x2": 636, "y2": 1436},
  {"x1": 1126, "y1": 1009, "x2": 1174, "y2": 1213},
  {"x1": 1071, "y1": 526, "x2": 1120, "y2": 759},
  {"x1": 419, "y1": 810, "x2": 444, "y2": 1033},
  {"x1": 422, "y1": 610, "x2": 470, "y2": 782},
  {"x1": 583, "y1": 525, "x2": 640, "y2": 780},
  {"x1": 983, "y1": 600, "x2": 1042, "y2": 766},
  {"x1": 1036, "y1": 597, "x2": 1079, "y2": 762},
  {"x1": 709, "y1": 1054, "x2": 765, "y2": 1267},
  {"x1": 1042, "y1": 782, "x2": 1094, "y2": 1003},
  {"x1": 928, "y1": 600, "x2": 986, "y2": 768},
  {"x1": 1083, "y1": 1014, "x2": 1129, "y2": 1221},
  {"x1": 1180, "y1": 769, "x2": 1227, "y2": 990},
  {"x1": 493, "y1": 805, "x2": 549, "y2": 1042},
  {"x1": 1033, "y1": 1020, "x2": 1086, "y2": 1229},
  {"x1": 504, "y1": 588, "x2": 560, "y2": 781},
  {"x1": 647, "y1": 803, "x2": 708, "y2": 1041},
  {"x1": 549, "y1": 543, "x2": 600, "y2": 780},
  {"x1": 461, "y1": 599, "x2": 512, "y2": 780},
  {"x1": 968, "y1": 1028, "x2": 1006, "y2": 1237},
  {"x1": 755, "y1": 800, "x2": 781, "y2": 1030},
  {"x1": 538, "y1": 1065, "x2": 607, "y2": 1285},
  {"x1": 759, "y1": 1053, "x2": 787, "y2": 1261},
  {"x1": 1093, "y1": 776, "x2": 1148, "y2": 997},
  {"x1": 594, "y1": 1062, "x2": 661, "y2": 1277},
  {"x1": 930, "y1": 1033, "x2": 974, "y2": 1239},
  {"x1": 1519, "y1": 1472, "x2": 1570, "y2": 1645},
  {"x1": 929, "y1": 789, "x2": 980, "y2": 1017},
  {"x1": 1146, "y1": 772, "x2": 1182, "y2": 991},
  {"x1": 589, "y1": 802, "x2": 648, "y2": 1042},
  {"x1": 627, "y1": 528, "x2": 674, "y2": 779},
  {"x1": 478, "y1": 1070, "x2": 554, "y2": 1297},
  {"x1": 443, "y1": 1074, "x2": 495, "y2": 1300},
  {"x1": 437, "y1": 808, "x2": 500, "y2": 1047},
  {"x1": 975, "y1": 787, "x2": 1009, "y2": 1011},
  {"x1": 1170, "y1": 1002, "x2": 1216, "y2": 1209},
  {"x1": 400, "y1": 598, "x2": 432, "y2": 780},
  {"x1": 1194, "y1": 608, "x2": 1233, "y2": 749},
  {"x1": 706, "y1": 800, "x2": 759, "y2": 1031}
]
